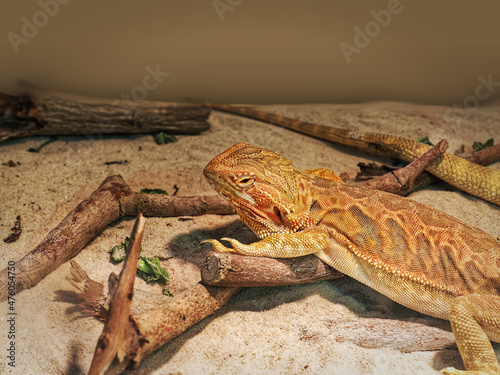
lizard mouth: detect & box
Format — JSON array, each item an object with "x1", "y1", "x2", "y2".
[{"x1": 236, "y1": 200, "x2": 282, "y2": 226}]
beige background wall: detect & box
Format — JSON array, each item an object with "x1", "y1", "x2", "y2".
[{"x1": 2, "y1": 0, "x2": 500, "y2": 105}]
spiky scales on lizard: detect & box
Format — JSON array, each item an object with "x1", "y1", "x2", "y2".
[{"x1": 202, "y1": 142, "x2": 500, "y2": 374}]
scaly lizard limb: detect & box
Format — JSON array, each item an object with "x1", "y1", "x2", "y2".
[
  {"x1": 191, "y1": 99, "x2": 500, "y2": 206},
  {"x1": 203, "y1": 142, "x2": 500, "y2": 374},
  {"x1": 202, "y1": 228, "x2": 329, "y2": 257}
]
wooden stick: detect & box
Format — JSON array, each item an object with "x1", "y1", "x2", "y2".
[
  {"x1": 130, "y1": 284, "x2": 239, "y2": 364},
  {"x1": 135, "y1": 194, "x2": 235, "y2": 217},
  {"x1": 0, "y1": 175, "x2": 133, "y2": 302},
  {"x1": 89, "y1": 213, "x2": 145, "y2": 375},
  {"x1": 0, "y1": 175, "x2": 234, "y2": 302},
  {"x1": 201, "y1": 252, "x2": 343, "y2": 287},
  {"x1": 349, "y1": 139, "x2": 448, "y2": 194},
  {"x1": 0, "y1": 90, "x2": 210, "y2": 143},
  {"x1": 456, "y1": 144, "x2": 500, "y2": 166},
  {"x1": 347, "y1": 141, "x2": 500, "y2": 196}
]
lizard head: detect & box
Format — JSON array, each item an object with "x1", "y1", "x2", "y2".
[{"x1": 204, "y1": 142, "x2": 317, "y2": 238}]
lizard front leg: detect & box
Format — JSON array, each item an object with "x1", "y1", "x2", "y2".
[{"x1": 202, "y1": 228, "x2": 329, "y2": 258}]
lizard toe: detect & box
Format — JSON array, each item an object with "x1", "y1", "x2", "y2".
[
  {"x1": 220, "y1": 237, "x2": 247, "y2": 252},
  {"x1": 201, "y1": 239, "x2": 233, "y2": 253}
]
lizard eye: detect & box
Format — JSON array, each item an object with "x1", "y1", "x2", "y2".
[{"x1": 235, "y1": 176, "x2": 254, "y2": 188}]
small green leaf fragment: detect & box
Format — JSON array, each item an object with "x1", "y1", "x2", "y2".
[
  {"x1": 140, "y1": 188, "x2": 168, "y2": 195},
  {"x1": 472, "y1": 138, "x2": 494, "y2": 151},
  {"x1": 27, "y1": 137, "x2": 57, "y2": 152},
  {"x1": 137, "y1": 256, "x2": 169, "y2": 283},
  {"x1": 109, "y1": 238, "x2": 172, "y2": 296},
  {"x1": 418, "y1": 136, "x2": 434, "y2": 146},
  {"x1": 162, "y1": 286, "x2": 173, "y2": 296},
  {"x1": 108, "y1": 237, "x2": 129, "y2": 262},
  {"x1": 137, "y1": 257, "x2": 154, "y2": 280},
  {"x1": 137, "y1": 256, "x2": 172, "y2": 296},
  {"x1": 154, "y1": 132, "x2": 177, "y2": 145}
]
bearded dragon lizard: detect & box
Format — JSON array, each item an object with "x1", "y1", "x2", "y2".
[
  {"x1": 191, "y1": 99, "x2": 500, "y2": 206},
  {"x1": 202, "y1": 142, "x2": 500, "y2": 374}
]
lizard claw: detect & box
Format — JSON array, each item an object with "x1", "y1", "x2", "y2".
[{"x1": 201, "y1": 239, "x2": 235, "y2": 253}]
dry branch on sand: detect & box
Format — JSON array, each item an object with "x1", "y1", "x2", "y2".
[
  {"x1": 0, "y1": 175, "x2": 235, "y2": 302},
  {"x1": 0, "y1": 89, "x2": 210, "y2": 142}
]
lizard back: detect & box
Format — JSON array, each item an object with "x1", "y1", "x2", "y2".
[{"x1": 313, "y1": 181, "x2": 500, "y2": 316}]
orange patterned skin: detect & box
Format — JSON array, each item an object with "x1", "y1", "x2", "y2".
[
  {"x1": 198, "y1": 100, "x2": 500, "y2": 206},
  {"x1": 203, "y1": 143, "x2": 500, "y2": 375}
]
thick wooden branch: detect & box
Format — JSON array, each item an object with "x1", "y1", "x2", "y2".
[
  {"x1": 0, "y1": 175, "x2": 133, "y2": 302},
  {"x1": 0, "y1": 175, "x2": 234, "y2": 302},
  {"x1": 0, "y1": 90, "x2": 210, "y2": 142},
  {"x1": 130, "y1": 284, "x2": 239, "y2": 364},
  {"x1": 201, "y1": 252, "x2": 343, "y2": 287}
]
